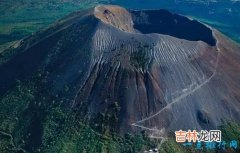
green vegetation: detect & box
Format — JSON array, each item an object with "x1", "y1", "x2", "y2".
[
  {"x1": 158, "y1": 122, "x2": 240, "y2": 153},
  {"x1": 0, "y1": 74, "x2": 156, "y2": 153},
  {"x1": 220, "y1": 122, "x2": 240, "y2": 152},
  {"x1": 0, "y1": 0, "x2": 109, "y2": 51},
  {"x1": 130, "y1": 44, "x2": 151, "y2": 70},
  {"x1": 0, "y1": 80, "x2": 36, "y2": 153},
  {"x1": 90, "y1": 100, "x2": 121, "y2": 134},
  {"x1": 160, "y1": 138, "x2": 189, "y2": 153}
]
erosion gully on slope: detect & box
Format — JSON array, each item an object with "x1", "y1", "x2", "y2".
[{"x1": 131, "y1": 33, "x2": 221, "y2": 147}]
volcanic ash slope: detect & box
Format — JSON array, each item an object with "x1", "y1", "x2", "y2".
[{"x1": 1, "y1": 5, "x2": 240, "y2": 136}]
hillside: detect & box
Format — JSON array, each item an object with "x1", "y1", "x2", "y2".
[{"x1": 0, "y1": 5, "x2": 240, "y2": 153}]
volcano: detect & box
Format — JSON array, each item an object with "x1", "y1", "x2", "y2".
[{"x1": 1, "y1": 5, "x2": 240, "y2": 138}]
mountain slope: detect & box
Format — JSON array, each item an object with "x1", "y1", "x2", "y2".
[{"x1": 0, "y1": 5, "x2": 240, "y2": 141}]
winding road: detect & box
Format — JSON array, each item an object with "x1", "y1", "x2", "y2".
[{"x1": 131, "y1": 41, "x2": 221, "y2": 138}]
